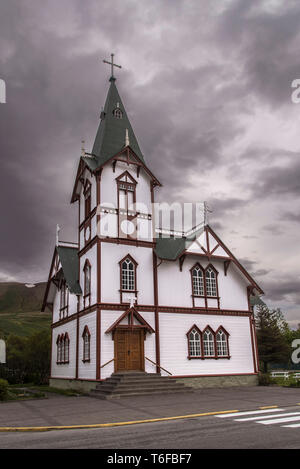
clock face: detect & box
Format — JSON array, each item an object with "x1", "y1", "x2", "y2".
[
  {"x1": 121, "y1": 219, "x2": 135, "y2": 235},
  {"x1": 85, "y1": 226, "x2": 90, "y2": 241}
]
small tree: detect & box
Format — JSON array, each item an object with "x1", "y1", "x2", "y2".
[
  {"x1": 255, "y1": 305, "x2": 290, "y2": 373},
  {"x1": 25, "y1": 331, "x2": 51, "y2": 384}
]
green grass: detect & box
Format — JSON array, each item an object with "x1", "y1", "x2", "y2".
[
  {"x1": 1, "y1": 385, "x2": 82, "y2": 402},
  {"x1": 272, "y1": 376, "x2": 300, "y2": 388},
  {"x1": 0, "y1": 281, "x2": 50, "y2": 338},
  {"x1": 0, "y1": 312, "x2": 51, "y2": 337},
  {"x1": 31, "y1": 385, "x2": 83, "y2": 396}
]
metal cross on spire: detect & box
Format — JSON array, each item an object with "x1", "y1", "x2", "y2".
[{"x1": 103, "y1": 53, "x2": 122, "y2": 80}]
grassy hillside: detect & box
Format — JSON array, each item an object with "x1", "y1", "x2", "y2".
[
  {"x1": 0, "y1": 282, "x2": 46, "y2": 314},
  {"x1": 0, "y1": 282, "x2": 51, "y2": 337}
]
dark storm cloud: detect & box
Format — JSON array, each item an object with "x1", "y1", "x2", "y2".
[
  {"x1": 206, "y1": 197, "x2": 248, "y2": 223},
  {"x1": 263, "y1": 277, "x2": 300, "y2": 303},
  {"x1": 282, "y1": 211, "x2": 300, "y2": 223},
  {"x1": 217, "y1": 0, "x2": 300, "y2": 109},
  {"x1": 249, "y1": 158, "x2": 300, "y2": 199},
  {"x1": 262, "y1": 224, "x2": 284, "y2": 236}
]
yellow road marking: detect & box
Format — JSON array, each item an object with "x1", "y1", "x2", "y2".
[
  {"x1": 259, "y1": 406, "x2": 278, "y2": 410},
  {"x1": 0, "y1": 409, "x2": 239, "y2": 432}
]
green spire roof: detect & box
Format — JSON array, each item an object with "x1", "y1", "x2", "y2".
[{"x1": 92, "y1": 78, "x2": 145, "y2": 164}]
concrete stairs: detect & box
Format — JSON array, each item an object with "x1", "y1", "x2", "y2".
[{"x1": 89, "y1": 371, "x2": 194, "y2": 399}]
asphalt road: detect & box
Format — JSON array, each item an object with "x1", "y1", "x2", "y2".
[{"x1": 1, "y1": 404, "x2": 300, "y2": 449}]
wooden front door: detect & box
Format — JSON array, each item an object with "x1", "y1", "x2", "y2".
[{"x1": 114, "y1": 329, "x2": 144, "y2": 372}]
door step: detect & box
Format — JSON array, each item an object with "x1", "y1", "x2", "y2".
[{"x1": 89, "y1": 372, "x2": 194, "y2": 399}]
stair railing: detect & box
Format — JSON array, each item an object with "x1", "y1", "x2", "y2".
[
  {"x1": 145, "y1": 357, "x2": 172, "y2": 375},
  {"x1": 100, "y1": 358, "x2": 114, "y2": 369}
]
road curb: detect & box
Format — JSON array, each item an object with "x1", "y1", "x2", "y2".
[{"x1": 0, "y1": 409, "x2": 240, "y2": 432}]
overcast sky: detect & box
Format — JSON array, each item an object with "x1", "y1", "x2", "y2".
[{"x1": 0, "y1": 0, "x2": 300, "y2": 325}]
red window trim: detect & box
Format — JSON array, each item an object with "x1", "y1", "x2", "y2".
[
  {"x1": 84, "y1": 179, "x2": 92, "y2": 220},
  {"x1": 186, "y1": 324, "x2": 202, "y2": 360},
  {"x1": 56, "y1": 332, "x2": 70, "y2": 364},
  {"x1": 119, "y1": 254, "x2": 138, "y2": 304},
  {"x1": 190, "y1": 262, "x2": 220, "y2": 309},
  {"x1": 82, "y1": 325, "x2": 91, "y2": 362},
  {"x1": 83, "y1": 259, "x2": 91, "y2": 309},
  {"x1": 59, "y1": 280, "x2": 69, "y2": 319},
  {"x1": 186, "y1": 324, "x2": 230, "y2": 360}
]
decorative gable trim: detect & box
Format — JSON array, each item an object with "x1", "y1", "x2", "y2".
[
  {"x1": 105, "y1": 307, "x2": 155, "y2": 336},
  {"x1": 97, "y1": 146, "x2": 161, "y2": 187},
  {"x1": 115, "y1": 170, "x2": 138, "y2": 185}
]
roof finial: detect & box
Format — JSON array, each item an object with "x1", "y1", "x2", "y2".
[
  {"x1": 81, "y1": 139, "x2": 85, "y2": 157},
  {"x1": 103, "y1": 53, "x2": 122, "y2": 81},
  {"x1": 125, "y1": 128, "x2": 130, "y2": 147}
]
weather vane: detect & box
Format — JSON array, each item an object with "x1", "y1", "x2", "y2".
[
  {"x1": 103, "y1": 53, "x2": 122, "y2": 80},
  {"x1": 204, "y1": 201, "x2": 213, "y2": 226}
]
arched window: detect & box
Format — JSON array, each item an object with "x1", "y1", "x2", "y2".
[
  {"x1": 216, "y1": 327, "x2": 229, "y2": 357},
  {"x1": 82, "y1": 326, "x2": 91, "y2": 362},
  {"x1": 113, "y1": 108, "x2": 123, "y2": 119},
  {"x1": 205, "y1": 267, "x2": 217, "y2": 297},
  {"x1": 83, "y1": 260, "x2": 91, "y2": 308},
  {"x1": 64, "y1": 333, "x2": 70, "y2": 363},
  {"x1": 116, "y1": 171, "x2": 137, "y2": 212},
  {"x1": 56, "y1": 335, "x2": 62, "y2": 363},
  {"x1": 192, "y1": 265, "x2": 204, "y2": 296},
  {"x1": 84, "y1": 180, "x2": 91, "y2": 219},
  {"x1": 190, "y1": 263, "x2": 219, "y2": 308},
  {"x1": 203, "y1": 328, "x2": 215, "y2": 357},
  {"x1": 59, "y1": 280, "x2": 68, "y2": 319},
  {"x1": 121, "y1": 257, "x2": 136, "y2": 291},
  {"x1": 187, "y1": 327, "x2": 202, "y2": 358}
]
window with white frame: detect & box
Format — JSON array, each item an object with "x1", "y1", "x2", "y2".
[
  {"x1": 57, "y1": 335, "x2": 62, "y2": 363},
  {"x1": 121, "y1": 257, "x2": 135, "y2": 291},
  {"x1": 205, "y1": 267, "x2": 217, "y2": 297},
  {"x1": 117, "y1": 172, "x2": 136, "y2": 213},
  {"x1": 188, "y1": 328, "x2": 201, "y2": 357},
  {"x1": 83, "y1": 260, "x2": 91, "y2": 307},
  {"x1": 192, "y1": 266, "x2": 204, "y2": 296},
  {"x1": 216, "y1": 329, "x2": 229, "y2": 357},
  {"x1": 60, "y1": 281, "x2": 68, "y2": 319},
  {"x1": 57, "y1": 334, "x2": 69, "y2": 364},
  {"x1": 82, "y1": 326, "x2": 91, "y2": 362},
  {"x1": 64, "y1": 334, "x2": 70, "y2": 363},
  {"x1": 203, "y1": 329, "x2": 215, "y2": 357}
]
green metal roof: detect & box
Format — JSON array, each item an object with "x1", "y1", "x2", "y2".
[
  {"x1": 155, "y1": 227, "x2": 204, "y2": 260},
  {"x1": 56, "y1": 246, "x2": 82, "y2": 295},
  {"x1": 92, "y1": 78, "x2": 145, "y2": 165}
]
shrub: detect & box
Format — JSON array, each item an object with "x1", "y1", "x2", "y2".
[
  {"x1": 0, "y1": 378, "x2": 9, "y2": 400},
  {"x1": 258, "y1": 373, "x2": 273, "y2": 386}
]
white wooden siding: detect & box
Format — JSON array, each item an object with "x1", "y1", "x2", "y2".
[
  {"x1": 51, "y1": 319, "x2": 77, "y2": 379},
  {"x1": 78, "y1": 311, "x2": 97, "y2": 380},
  {"x1": 159, "y1": 313, "x2": 254, "y2": 376}
]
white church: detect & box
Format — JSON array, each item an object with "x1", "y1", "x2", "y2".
[{"x1": 42, "y1": 56, "x2": 263, "y2": 395}]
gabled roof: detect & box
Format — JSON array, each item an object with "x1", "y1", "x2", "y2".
[
  {"x1": 41, "y1": 245, "x2": 81, "y2": 311},
  {"x1": 155, "y1": 226, "x2": 204, "y2": 261},
  {"x1": 56, "y1": 246, "x2": 82, "y2": 295},
  {"x1": 105, "y1": 307, "x2": 155, "y2": 334},
  {"x1": 155, "y1": 225, "x2": 264, "y2": 295},
  {"x1": 92, "y1": 78, "x2": 145, "y2": 166}
]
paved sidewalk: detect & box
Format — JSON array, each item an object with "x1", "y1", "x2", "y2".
[{"x1": 0, "y1": 386, "x2": 299, "y2": 429}]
